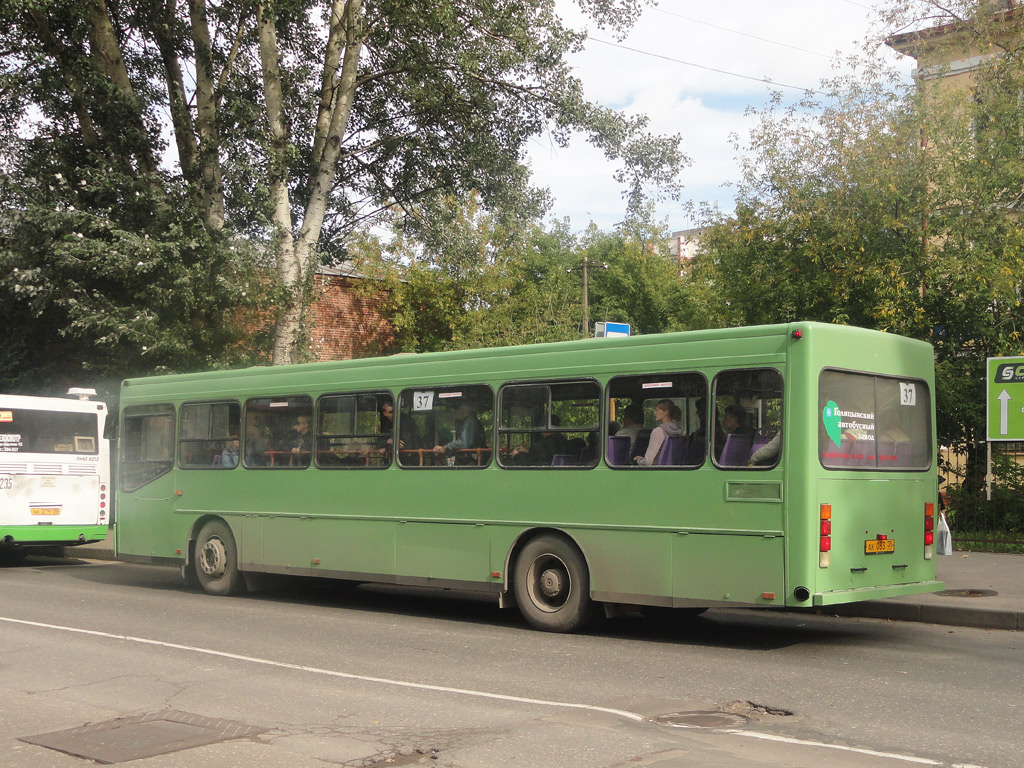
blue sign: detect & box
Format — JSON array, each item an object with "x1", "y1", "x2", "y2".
[{"x1": 595, "y1": 322, "x2": 630, "y2": 338}]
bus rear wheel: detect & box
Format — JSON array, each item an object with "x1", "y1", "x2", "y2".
[
  {"x1": 513, "y1": 534, "x2": 595, "y2": 633},
  {"x1": 194, "y1": 520, "x2": 245, "y2": 596}
]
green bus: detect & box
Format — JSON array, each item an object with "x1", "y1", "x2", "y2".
[{"x1": 116, "y1": 322, "x2": 942, "y2": 631}]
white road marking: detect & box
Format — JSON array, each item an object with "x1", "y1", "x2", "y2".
[{"x1": 0, "y1": 615, "x2": 983, "y2": 767}]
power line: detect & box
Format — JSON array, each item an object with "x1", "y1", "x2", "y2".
[
  {"x1": 652, "y1": 8, "x2": 832, "y2": 59},
  {"x1": 585, "y1": 37, "x2": 827, "y2": 96}
]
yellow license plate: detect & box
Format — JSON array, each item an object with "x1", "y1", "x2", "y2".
[
  {"x1": 865, "y1": 539, "x2": 895, "y2": 554},
  {"x1": 31, "y1": 507, "x2": 61, "y2": 516}
]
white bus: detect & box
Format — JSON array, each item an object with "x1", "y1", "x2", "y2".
[{"x1": 1, "y1": 390, "x2": 111, "y2": 563}]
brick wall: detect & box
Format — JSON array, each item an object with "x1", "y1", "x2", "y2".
[{"x1": 308, "y1": 274, "x2": 393, "y2": 361}]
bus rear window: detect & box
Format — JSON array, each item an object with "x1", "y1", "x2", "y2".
[
  {"x1": 819, "y1": 370, "x2": 931, "y2": 470},
  {"x1": 0, "y1": 409, "x2": 97, "y2": 454}
]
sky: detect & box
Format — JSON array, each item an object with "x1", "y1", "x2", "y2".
[{"x1": 526, "y1": 0, "x2": 919, "y2": 233}]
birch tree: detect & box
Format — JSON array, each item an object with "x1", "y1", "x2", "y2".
[{"x1": 2, "y1": 0, "x2": 686, "y2": 368}]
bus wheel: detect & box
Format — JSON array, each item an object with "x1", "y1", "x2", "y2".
[
  {"x1": 194, "y1": 520, "x2": 245, "y2": 596},
  {"x1": 513, "y1": 535, "x2": 595, "y2": 633}
]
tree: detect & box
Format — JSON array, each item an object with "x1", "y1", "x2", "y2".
[
  {"x1": 2, "y1": 0, "x2": 686, "y2": 372},
  {"x1": 680, "y1": 32, "x2": 1024, "y2": 472}
]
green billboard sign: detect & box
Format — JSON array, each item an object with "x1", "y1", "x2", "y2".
[{"x1": 987, "y1": 356, "x2": 1024, "y2": 441}]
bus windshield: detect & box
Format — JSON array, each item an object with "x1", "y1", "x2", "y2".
[
  {"x1": 818, "y1": 370, "x2": 931, "y2": 470},
  {"x1": 0, "y1": 408, "x2": 99, "y2": 454}
]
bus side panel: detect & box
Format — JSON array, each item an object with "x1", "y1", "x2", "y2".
[
  {"x1": 575, "y1": 529, "x2": 673, "y2": 606},
  {"x1": 115, "y1": 482, "x2": 174, "y2": 558},
  {"x1": 673, "y1": 533, "x2": 785, "y2": 604},
  {"x1": 263, "y1": 516, "x2": 311, "y2": 572},
  {"x1": 395, "y1": 522, "x2": 490, "y2": 584},
  {"x1": 311, "y1": 518, "x2": 396, "y2": 577}
]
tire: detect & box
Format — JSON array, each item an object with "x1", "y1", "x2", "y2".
[
  {"x1": 193, "y1": 520, "x2": 245, "y2": 596},
  {"x1": 513, "y1": 534, "x2": 596, "y2": 633},
  {"x1": 0, "y1": 547, "x2": 28, "y2": 566}
]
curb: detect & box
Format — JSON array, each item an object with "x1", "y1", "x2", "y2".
[{"x1": 822, "y1": 602, "x2": 1022, "y2": 631}]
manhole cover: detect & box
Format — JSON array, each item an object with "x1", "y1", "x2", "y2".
[
  {"x1": 936, "y1": 589, "x2": 998, "y2": 598},
  {"x1": 651, "y1": 711, "x2": 749, "y2": 729},
  {"x1": 20, "y1": 710, "x2": 266, "y2": 764}
]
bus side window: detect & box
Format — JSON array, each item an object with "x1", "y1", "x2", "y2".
[
  {"x1": 121, "y1": 404, "x2": 175, "y2": 491},
  {"x1": 498, "y1": 380, "x2": 600, "y2": 468},
  {"x1": 317, "y1": 392, "x2": 394, "y2": 468},
  {"x1": 606, "y1": 373, "x2": 707, "y2": 468},
  {"x1": 397, "y1": 385, "x2": 492, "y2": 468},
  {"x1": 178, "y1": 402, "x2": 241, "y2": 469},
  {"x1": 712, "y1": 369, "x2": 783, "y2": 469},
  {"x1": 243, "y1": 397, "x2": 314, "y2": 468}
]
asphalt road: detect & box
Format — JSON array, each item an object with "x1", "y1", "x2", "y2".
[{"x1": 1, "y1": 556, "x2": 1021, "y2": 768}]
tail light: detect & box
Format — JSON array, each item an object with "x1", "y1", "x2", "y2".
[
  {"x1": 819, "y1": 504, "x2": 832, "y2": 568},
  {"x1": 99, "y1": 483, "x2": 107, "y2": 519},
  {"x1": 924, "y1": 502, "x2": 934, "y2": 559}
]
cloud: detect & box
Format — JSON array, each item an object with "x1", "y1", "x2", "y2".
[{"x1": 530, "y1": 0, "x2": 914, "y2": 231}]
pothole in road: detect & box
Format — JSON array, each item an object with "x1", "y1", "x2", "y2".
[
  {"x1": 651, "y1": 701, "x2": 794, "y2": 730},
  {"x1": 936, "y1": 588, "x2": 998, "y2": 598}
]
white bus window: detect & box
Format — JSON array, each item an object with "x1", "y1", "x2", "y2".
[
  {"x1": 397, "y1": 386, "x2": 492, "y2": 468},
  {"x1": 0, "y1": 409, "x2": 98, "y2": 455}
]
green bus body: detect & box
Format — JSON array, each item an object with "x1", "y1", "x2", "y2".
[{"x1": 116, "y1": 322, "x2": 942, "y2": 629}]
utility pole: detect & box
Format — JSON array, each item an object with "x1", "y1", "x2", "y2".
[{"x1": 568, "y1": 257, "x2": 607, "y2": 337}]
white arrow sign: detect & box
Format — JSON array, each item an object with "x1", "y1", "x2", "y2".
[{"x1": 998, "y1": 389, "x2": 1011, "y2": 436}]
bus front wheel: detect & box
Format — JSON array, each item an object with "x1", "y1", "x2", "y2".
[
  {"x1": 194, "y1": 520, "x2": 245, "y2": 596},
  {"x1": 513, "y1": 534, "x2": 595, "y2": 633}
]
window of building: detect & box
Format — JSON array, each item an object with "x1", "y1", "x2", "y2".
[
  {"x1": 498, "y1": 381, "x2": 601, "y2": 468},
  {"x1": 317, "y1": 392, "x2": 394, "y2": 468},
  {"x1": 397, "y1": 386, "x2": 492, "y2": 468},
  {"x1": 606, "y1": 373, "x2": 707, "y2": 467},
  {"x1": 243, "y1": 396, "x2": 314, "y2": 468}
]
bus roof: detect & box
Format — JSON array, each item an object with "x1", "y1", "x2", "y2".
[{"x1": 120, "y1": 322, "x2": 933, "y2": 397}]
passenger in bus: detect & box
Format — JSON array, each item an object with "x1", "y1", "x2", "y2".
[
  {"x1": 614, "y1": 403, "x2": 646, "y2": 457},
  {"x1": 509, "y1": 415, "x2": 567, "y2": 466},
  {"x1": 433, "y1": 403, "x2": 486, "y2": 463},
  {"x1": 749, "y1": 432, "x2": 781, "y2": 465},
  {"x1": 379, "y1": 401, "x2": 420, "y2": 452},
  {"x1": 722, "y1": 405, "x2": 755, "y2": 438},
  {"x1": 220, "y1": 435, "x2": 240, "y2": 467},
  {"x1": 289, "y1": 415, "x2": 313, "y2": 465},
  {"x1": 244, "y1": 414, "x2": 272, "y2": 466},
  {"x1": 634, "y1": 400, "x2": 683, "y2": 466}
]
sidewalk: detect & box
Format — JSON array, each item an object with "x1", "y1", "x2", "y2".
[{"x1": 70, "y1": 535, "x2": 1024, "y2": 631}]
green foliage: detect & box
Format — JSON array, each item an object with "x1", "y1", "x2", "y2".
[
  {"x1": 0, "y1": 164, "x2": 273, "y2": 395},
  {"x1": 681, "y1": 32, "x2": 1024, "y2": 457},
  {"x1": 352, "y1": 193, "x2": 684, "y2": 354}
]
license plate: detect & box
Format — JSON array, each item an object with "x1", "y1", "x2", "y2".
[
  {"x1": 31, "y1": 507, "x2": 61, "y2": 516},
  {"x1": 865, "y1": 539, "x2": 895, "y2": 554}
]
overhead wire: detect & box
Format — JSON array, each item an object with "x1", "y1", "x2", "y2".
[{"x1": 584, "y1": 37, "x2": 829, "y2": 97}]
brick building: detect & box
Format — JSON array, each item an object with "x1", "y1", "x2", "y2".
[{"x1": 308, "y1": 264, "x2": 393, "y2": 361}]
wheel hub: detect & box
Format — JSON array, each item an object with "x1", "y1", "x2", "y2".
[
  {"x1": 539, "y1": 568, "x2": 564, "y2": 598},
  {"x1": 199, "y1": 537, "x2": 226, "y2": 577}
]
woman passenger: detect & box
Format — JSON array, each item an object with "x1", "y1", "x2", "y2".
[{"x1": 634, "y1": 399, "x2": 682, "y2": 466}]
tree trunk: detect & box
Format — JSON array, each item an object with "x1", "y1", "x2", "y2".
[{"x1": 260, "y1": 0, "x2": 364, "y2": 365}]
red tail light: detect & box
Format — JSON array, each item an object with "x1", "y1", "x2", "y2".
[
  {"x1": 924, "y1": 502, "x2": 935, "y2": 558},
  {"x1": 819, "y1": 504, "x2": 832, "y2": 567}
]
